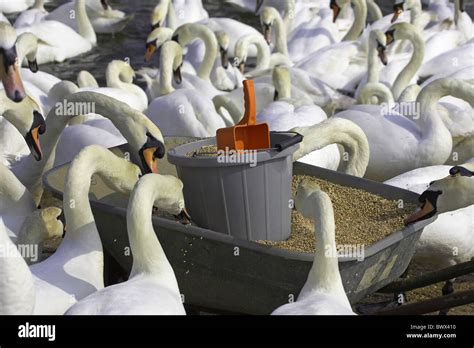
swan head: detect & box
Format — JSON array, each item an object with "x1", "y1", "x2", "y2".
[
  {"x1": 138, "y1": 131, "x2": 166, "y2": 174},
  {"x1": 215, "y1": 31, "x2": 230, "y2": 69},
  {"x1": 107, "y1": 60, "x2": 135, "y2": 84},
  {"x1": 294, "y1": 180, "x2": 325, "y2": 220},
  {"x1": 235, "y1": 34, "x2": 253, "y2": 74},
  {"x1": 0, "y1": 23, "x2": 27, "y2": 102},
  {"x1": 392, "y1": 0, "x2": 421, "y2": 23},
  {"x1": 272, "y1": 66, "x2": 291, "y2": 101},
  {"x1": 3, "y1": 100, "x2": 46, "y2": 161},
  {"x1": 385, "y1": 22, "x2": 414, "y2": 46},
  {"x1": 20, "y1": 207, "x2": 64, "y2": 242},
  {"x1": 145, "y1": 27, "x2": 174, "y2": 62},
  {"x1": 149, "y1": 174, "x2": 191, "y2": 224},
  {"x1": 16, "y1": 32, "x2": 39, "y2": 73},
  {"x1": 76, "y1": 145, "x2": 143, "y2": 195},
  {"x1": 370, "y1": 30, "x2": 388, "y2": 65},
  {"x1": 405, "y1": 164, "x2": 474, "y2": 225},
  {"x1": 260, "y1": 7, "x2": 279, "y2": 45}
]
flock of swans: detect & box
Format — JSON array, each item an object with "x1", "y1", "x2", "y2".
[{"x1": 0, "y1": 0, "x2": 473, "y2": 315}]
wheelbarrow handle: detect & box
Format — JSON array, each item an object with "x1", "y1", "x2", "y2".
[
  {"x1": 273, "y1": 132, "x2": 304, "y2": 152},
  {"x1": 238, "y1": 79, "x2": 257, "y2": 126}
]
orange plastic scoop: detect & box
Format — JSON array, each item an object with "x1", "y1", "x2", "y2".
[{"x1": 216, "y1": 80, "x2": 270, "y2": 151}]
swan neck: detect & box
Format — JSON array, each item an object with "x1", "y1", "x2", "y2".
[
  {"x1": 343, "y1": 0, "x2": 367, "y2": 41},
  {"x1": 299, "y1": 196, "x2": 346, "y2": 299},
  {"x1": 292, "y1": 119, "x2": 369, "y2": 178},
  {"x1": 367, "y1": 0, "x2": 382, "y2": 22},
  {"x1": 367, "y1": 39, "x2": 380, "y2": 83},
  {"x1": 159, "y1": 44, "x2": 181, "y2": 95},
  {"x1": 127, "y1": 178, "x2": 176, "y2": 278},
  {"x1": 392, "y1": 29, "x2": 424, "y2": 101},
  {"x1": 272, "y1": 9, "x2": 289, "y2": 56},
  {"x1": 248, "y1": 36, "x2": 271, "y2": 71},
  {"x1": 75, "y1": 0, "x2": 96, "y2": 45},
  {"x1": 187, "y1": 25, "x2": 217, "y2": 81}
]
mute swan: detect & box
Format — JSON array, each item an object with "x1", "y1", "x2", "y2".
[
  {"x1": 260, "y1": 5, "x2": 340, "y2": 64},
  {"x1": 12, "y1": 88, "x2": 166, "y2": 205},
  {"x1": 294, "y1": 3, "x2": 369, "y2": 92},
  {"x1": 385, "y1": 163, "x2": 473, "y2": 270},
  {"x1": 405, "y1": 162, "x2": 474, "y2": 225},
  {"x1": 15, "y1": 0, "x2": 96, "y2": 65},
  {"x1": 402, "y1": 162, "x2": 474, "y2": 312},
  {"x1": 257, "y1": 67, "x2": 340, "y2": 171},
  {"x1": 16, "y1": 207, "x2": 63, "y2": 265},
  {"x1": 234, "y1": 33, "x2": 292, "y2": 77},
  {"x1": 66, "y1": 174, "x2": 189, "y2": 315},
  {"x1": 357, "y1": 23, "x2": 425, "y2": 103},
  {"x1": 30, "y1": 145, "x2": 142, "y2": 314},
  {"x1": 0, "y1": 191, "x2": 62, "y2": 314},
  {"x1": 336, "y1": 78, "x2": 474, "y2": 181},
  {"x1": 272, "y1": 181, "x2": 355, "y2": 315},
  {"x1": 151, "y1": 0, "x2": 208, "y2": 30},
  {"x1": 46, "y1": 0, "x2": 134, "y2": 34},
  {"x1": 0, "y1": 95, "x2": 45, "y2": 166},
  {"x1": 78, "y1": 60, "x2": 148, "y2": 112},
  {"x1": 145, "y1": 41, "x2": 226, "y2": 137},
  {"x1": 0, "y1": 23, "x2": 28, "y2": 102},
  {"x1": 145, "y1": 28, "x2": 241, "y2": 93}
]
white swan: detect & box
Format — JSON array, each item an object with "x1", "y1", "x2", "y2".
[
  {"x1": 145, "y1": 41, "x2": 226, "y2": 137},
  {"x1": 78, "y1": 60, "x2": 148, "y2": 112},
  {"x1": 291, "y1": 118, "x2": 369, "y2": 178},
  {"x1": 0, "y1": 93, "x2": 45, "y2": 167},
  {"x1": 151, "y1": 0, "x2": 208, "y2": 30},
  {"x1": 66, "y1": 174, "x2": 188, "y2": 315},
  {"x1": 15, "y1": 0, "x2": 96, "y2": 65},
  {"x1": 234, "y1": 33, "x2": 292, "y2": 77},
  {"x1": 260, "y1": 5, "x2": 341, "y2": 64},
  {"x1": 401, "y1": 163, "x2": 474, "y2": 302},
  {"x1": 257, "y1": 67, "x2": 340, "y2": 171},
  {"x1": 336, "y1": 78, "x2": 474, "y2": 181},
  {"x1": 12, "y1": 88, "x2": 166, "y2": 205},
  {"x1": 385, "y1": 163, "x2": 473, "y2": 272},
  {"x1": 30, "y1": 145, "x2": 142, "y2": 314},
  {"x1": 46, "y1": 0, "x2": 134, "y2": 34},
  {"x1": 294, "y1": 2, "x2": 369, "y2": 92},
  {"x1": 272, "y1": 181, "x2": 355, "y2": 315}
]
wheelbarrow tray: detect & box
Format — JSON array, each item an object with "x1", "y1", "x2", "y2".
[{"x1": 43, "y1": 141, "x2": 435, "y2": 315}]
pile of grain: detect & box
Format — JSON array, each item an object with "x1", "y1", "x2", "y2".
[{"x1": 257, "y1": 175, "x2": 417, "y2": 253}]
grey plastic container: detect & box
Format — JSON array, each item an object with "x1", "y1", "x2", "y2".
[{"x1": 167, "y1": 133, "x2": 301, "y2": 241}]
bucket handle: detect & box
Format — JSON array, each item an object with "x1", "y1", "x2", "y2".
[
  {"x1": 272, "y1": 131, "x2": 304, "y2": 152},
  {"x1": 237, "y1": 80, "x2": 257, "y2": 126}
]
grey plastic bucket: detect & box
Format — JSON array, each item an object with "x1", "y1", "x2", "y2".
[{"x1": 167, "y1": 132, "x2": 302, "y2": 241}]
